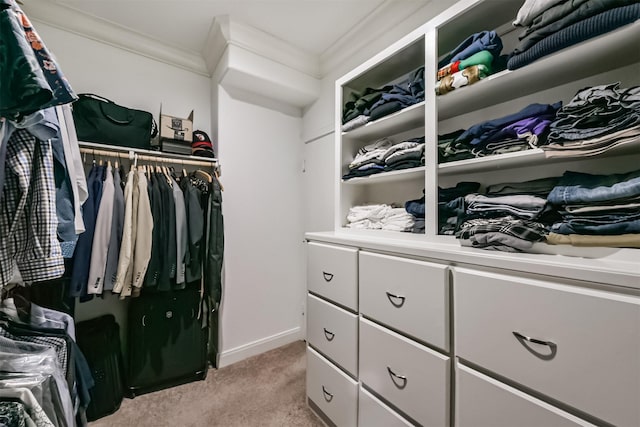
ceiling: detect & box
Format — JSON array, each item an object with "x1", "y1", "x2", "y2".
[{"x1": 55, "y1": 0, "x2": 399, "y2": 57}]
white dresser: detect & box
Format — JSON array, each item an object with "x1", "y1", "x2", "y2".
[{"x1": 306, "y1": 238, "x2": 640, "y2": 427}]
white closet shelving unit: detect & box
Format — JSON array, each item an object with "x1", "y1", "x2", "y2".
[
  {"x1": 333, "y1": 0, "x2": 640, "y2": 282},
  {"x1": 307, "y1": 1, "x2": 640, "y2": 426}
]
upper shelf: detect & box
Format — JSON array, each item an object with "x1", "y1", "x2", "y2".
[
  {"x1": 342, "y1": 101, "x2": 425, "y2": 142},
  {"x1": 342, "y1": 37, "x2": 425, "y2": 92},
  {"x1": 437, "y1": 21, "x2": 640, "y2": 120}
]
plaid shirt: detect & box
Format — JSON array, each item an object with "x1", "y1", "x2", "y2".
[
  {"x1": 456, "y1": 216, "x2": 548, "y2": 242},
  {"x1": 0, "y1": 130, "x2": 64, "y2": 288}
]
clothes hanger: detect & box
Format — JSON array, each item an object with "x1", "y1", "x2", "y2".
[
  {"x1": 11, "y1": 292, "x2": 31, "y2": 322},
  {"x1": 213, "y1": 168, "x2": 224, "y2": 191},
  {"x1": 162, "y1": 165, "x2": 172, "y2": 186},
  {"x1": 195, "y1": 169, "x2": 212, "y2": 183}
]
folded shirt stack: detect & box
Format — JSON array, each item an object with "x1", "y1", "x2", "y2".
[
  {"x1": 405, "y1": 190, "x2": 425, "y2": 234},
  {"x1": 438, "y1": 129, "x2": 473, "y2": 163},
  {"x1": 341, "y1": 67, "x2": 425, "y2": 132},
  {"x1": 464, "y1": 193, "x2": 548, "y2": 220},
  {"x1": 509, "y1": 0, "x2": 640, "y2": 70},
  {"x1": 346, "y1": 204, "x2": 415, "y2": 232},
  {"x1": 543, "y1": 83, "x2": 640, "y2": 158},
  {"x1": 485, "y1": 176, "x2": 559, "y2": 198},
  {"x1": 437, "y1": 182, "x2": 481, "y2": 235},
  {"x1": 449, "y1": 102, "x2": 562, "y2": 160},
  {"x1": 455, "y1": 185, "x2": 552, "y2": 251},
  {"x1": 342, "y1": 137, "x2": 425, "y2": 180},
  {"x1": 546, "y1": 169, "x2": 640, "y2": 247},
  {"x1": 436, "y1": 31, "x2": 506, "y2": 96},
  {"x1": 456, "y1": 216, "x2": 548, "y2": 252}
]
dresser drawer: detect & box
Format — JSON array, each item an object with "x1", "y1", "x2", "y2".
[
  {"x1": 360, "y1": 251, "x2": 449, "y2": 351},
  {"x1": 307, "y1": 242, "x2": 358, "y2": 311},
  {"x1": 358, "y1": 386, "x2": 413, "y2": 427},
  {"x1": 307, "y1": 294, "x2": 358, "y2": 377},
  {"x1": 457, "y1": 363, "x2": 595, "y2": 427},
  {"x1": 454, "y1": 267, "x2": 640, "y2": 427},
  {"x1": 359, "y1": 317, "x2": 449, "y2": 426},
  {"x1": 307, "y1": 346, "x2": 358, "y2": 427}
]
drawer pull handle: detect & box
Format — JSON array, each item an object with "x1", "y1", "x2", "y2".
[
  {"x1": 387, "y1": 366, "x2": 407, "y2": 389},
  {"x1": 323, "y1": 328, "x2": 335, "y2": 341},
  {"x1": 386, "y1": 292, "x2": 406, "y2": 307},
  {"x1": 322, "y1": 272, "x2": 334, "y2": 282},
  {"x1": 322, "y1": 386, "x2": 333, "y2": 402},
  {"x1": 513, "y1": 331, "x2": 558, "y2": 360}
]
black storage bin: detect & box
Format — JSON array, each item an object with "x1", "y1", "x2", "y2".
[
  {"x1": 126, "y1": 289, "x2": 208, "y2": 397},
  {"x1": 76, "y1": 314, "x2": 125, "y2": 421}
]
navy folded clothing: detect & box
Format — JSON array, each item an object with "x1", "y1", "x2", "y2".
[{"x1": 508, "y1": 3, "x2": 640, "y2": 70}]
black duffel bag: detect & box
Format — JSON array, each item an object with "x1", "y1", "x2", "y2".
[{"x1": 72, "y1": 93, "x2": 157, "y2": 149}]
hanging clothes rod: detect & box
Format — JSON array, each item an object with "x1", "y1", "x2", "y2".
[{"x1": 78, "y1": 141, "x2": 219, "y2": 169}]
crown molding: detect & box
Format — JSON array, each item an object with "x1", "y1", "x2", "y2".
[
  {"x1": 320, "y1": 0, "x2": 448, "y2": 78},
  {"x1": 22, "y1": 0, "x2": 210, "y2": 77},
  {"x1": 202, "y1": 15, "x2": 321, "y2": 79}
]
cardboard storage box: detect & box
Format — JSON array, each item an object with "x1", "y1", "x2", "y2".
[{"x1": 159, "y1": 110, "x2": 193, "y2": 143}]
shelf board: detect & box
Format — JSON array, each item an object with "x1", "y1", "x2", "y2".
[
  {"x1": 438, "y1": 21, "x2": 640, "y2": 120},
  {"x1": 342, "y1": 166, "x2": 425, "y2": 185},
  {"x1": 342, "y1": 101, "x2": 425, "y2": 141},
  {"x1": 439, "y1": 149, "x2": 546, "y2": 175},
  {"x1": 439, "y1": 135, "x2": 640, "y2": 175}
]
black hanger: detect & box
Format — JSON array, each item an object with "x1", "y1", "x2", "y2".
[{"x1": 12, "y1": 292, "x2": 31, "y2": 322}]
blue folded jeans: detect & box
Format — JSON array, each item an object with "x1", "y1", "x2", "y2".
[
  {"x1": 547, "y1": 169, "x2": 640, "y2": 205},
  {"x1": 552, "y1": 217, "x2": 640, "y2": 235}
]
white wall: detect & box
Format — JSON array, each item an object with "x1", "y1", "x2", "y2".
[
  {"x1": 35, "y1": 22, "x2": 212, "y2": 132},
  {"x1": 216, "y1": 87, "x2": 306, "y2": 366}
]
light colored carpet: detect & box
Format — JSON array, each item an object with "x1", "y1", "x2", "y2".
[{"x1": 90, "y1": 340, "x2": 323, "y2": 427}]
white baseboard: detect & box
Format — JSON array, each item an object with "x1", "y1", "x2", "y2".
[{"x1": 218, "y1": 326, "x2": 303, "y2": 368}]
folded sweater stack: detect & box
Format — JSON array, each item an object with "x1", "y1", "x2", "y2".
[{"x1": 343, "y1": 137, "x2": 425, "y2": 180}]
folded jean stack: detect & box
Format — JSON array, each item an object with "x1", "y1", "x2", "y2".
[
  {"x1": 508, "y1": 0, "x2": 640, "y2": 70},
  {"x1": 341, "y1": 67, "x2": 425, "y2": 132},
  {"x1": 346, "y1": 204, "x2": 415, "y2": 232},
  {"x1": 543, "y1": 83, "x2": 640, "y2": 158},
  {"x1": 0, "y1": 297, "x2": 94, "y2": 427},
  {"x1": 454, "y1": 177, "x2": 559, "y2": 252},
  {"x1": 440, "y1": 102, "x2": 562, "y2": 162},
  {"x1": 546, "y1": 169, "x2": 640, "y2": 248},
  {"x1": 436, "y1": 31, "x2": 506, "y2": 96},
  {"x1": 342, "y1": 137, "x2": 425, "y2": 180}
]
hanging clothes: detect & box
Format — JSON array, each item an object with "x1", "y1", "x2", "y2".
[
  {"x1": 87, "y1": 165, "x2": 115, "y2": 295},
  {"x1": 129, "y1": 168, "x2": 153, "y2": 296},
  {"x1": 171, "y1": 176, "x2": 187, "y2": 288},
  {"x1": 69, "y1": 165, "x2": 104, "y2": 298},
  {"x1": 103, "y1": 167, "x2": 124, "y2": 292}
]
